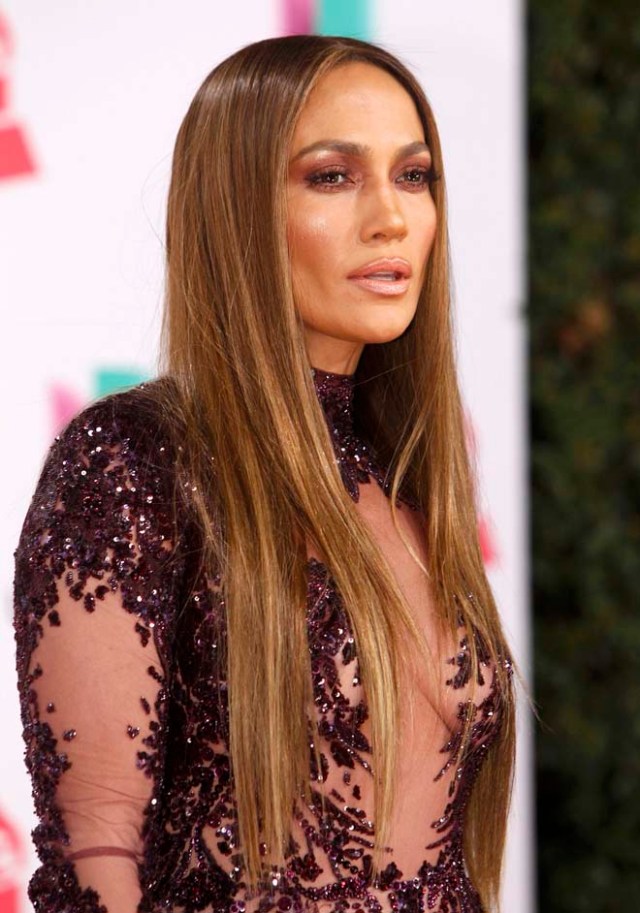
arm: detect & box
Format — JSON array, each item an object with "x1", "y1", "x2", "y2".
[{"x1": 13, "y1": 394, "x2": 181, "y2": 912}]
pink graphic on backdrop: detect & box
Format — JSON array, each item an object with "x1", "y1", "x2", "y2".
[
  {"x1": 0, "y1": 805, "x2": 24, "y2": 912},
  {"x1": 464, "y1": 410, "x2": 499, "y2": 567},
  {"x1": 478, "y1": 515, "x2": 499, "y2": 566},
  {"x1": 0, "y1": 12, "x2": 36, "y2": 182},
  {"x1": 50, "y1": 383, "x2": 84, "y2": 436},
  {"x1": 282, "y1": 0, "x2": 314, "y2": 34}
]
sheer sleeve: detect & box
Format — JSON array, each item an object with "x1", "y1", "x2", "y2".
[{"x1": 13, "y1": 392, "x2": 182, "y2": 913}]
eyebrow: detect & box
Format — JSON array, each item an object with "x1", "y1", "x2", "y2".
[{"x1": 290, "y1": 139, "x2": 431, "y2": 163}]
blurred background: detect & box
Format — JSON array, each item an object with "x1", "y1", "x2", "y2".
[
  {"x1": 529, "y1": 3, "x2": 640, "y2": 910},
  {"x1": 1, "y1": 1, "x2": 637, "y2": 911}
]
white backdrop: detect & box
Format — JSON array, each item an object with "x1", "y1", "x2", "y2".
[{"x1": 0, "y1": 2, "x2": 532, "y2": 910}]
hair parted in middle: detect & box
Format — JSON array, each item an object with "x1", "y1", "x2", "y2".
[{"x1": 155, "y1": 33, "x2": 515, "y2": 911}]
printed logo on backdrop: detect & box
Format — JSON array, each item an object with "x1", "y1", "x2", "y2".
[{"x1": 0, "y1": 12, "x2": 36, "y2": 182}]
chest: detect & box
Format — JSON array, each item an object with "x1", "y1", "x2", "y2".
[{"x1": 305, "y1": 478, "x2": 477, "y2": 734}]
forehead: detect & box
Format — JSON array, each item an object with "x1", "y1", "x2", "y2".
[{"x1": 291, "y1": 61, "x2": 425, "y2": 148}]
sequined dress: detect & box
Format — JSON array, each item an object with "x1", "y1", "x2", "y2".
[{"x1": 13, "y1": 368, "x2": 506, "y2": 913}]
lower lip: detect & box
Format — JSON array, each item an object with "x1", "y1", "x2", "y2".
[{"x1": 348, "y1": 276, "x2": 410, "y2": 296}]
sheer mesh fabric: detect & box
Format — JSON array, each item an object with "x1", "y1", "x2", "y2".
[{"x1": 13, "y1": 371, "x2": 507, "y2": 913}]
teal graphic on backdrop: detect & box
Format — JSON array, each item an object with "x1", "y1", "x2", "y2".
[
  {"x1": 317, "y1": 0, "x2": 370, "y2": 38},
  {"x1": 94, "y1": 367, "x2": 148, "y2": 398}
]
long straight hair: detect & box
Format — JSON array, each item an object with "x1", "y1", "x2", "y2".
[{"x1": 156, "y1": 34, "x2": 515, "y2": 910}]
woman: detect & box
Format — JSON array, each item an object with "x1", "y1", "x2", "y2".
[{"x1": 13, "y1": 34, "x2": 515, "y2": 913}]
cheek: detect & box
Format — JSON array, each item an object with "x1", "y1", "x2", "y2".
[
  {"x1": 423, "y1": 202, "x2": 438, "y2": 248},
  {"x1": 288, "y1": 207, "x2": 344, "y2": 280},
  {"x1": 412, "y1": 205, "x2": 437, "y2": 270}
]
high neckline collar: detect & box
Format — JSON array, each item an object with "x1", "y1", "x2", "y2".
[
  {"x1": 311, "y1": 366, "x2": 365, "y2": 501},
  {"x1": 309, "y1": 365, "x2": 419, "y2": 511},
  {"x1": 310, "y1": 366, "x2": 356, "y2": 441}
]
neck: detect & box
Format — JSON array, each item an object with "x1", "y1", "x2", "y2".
[{"x1": 303, "y1": 334, "x2": 363, "y2": 376}]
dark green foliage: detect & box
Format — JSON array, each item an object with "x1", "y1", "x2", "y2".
[{"x1": 530, "y1": 2, "x2": 640, "y2": 910}]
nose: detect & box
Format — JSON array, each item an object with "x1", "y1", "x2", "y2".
[{"x1": 359, "y1": 183, "x2": 408, "y2": 244}]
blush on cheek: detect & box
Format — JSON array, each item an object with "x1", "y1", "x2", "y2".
[
  {"x1": 292, "y1": 223, "x2": 335, "y2": 269},
  {"x1": 290, "y1": 233, "x2": 335, "y2": 283}
]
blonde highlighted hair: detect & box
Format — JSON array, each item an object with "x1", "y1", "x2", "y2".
[{"x1": 155, "y1": 34, "x2": 515, "y2": 911}]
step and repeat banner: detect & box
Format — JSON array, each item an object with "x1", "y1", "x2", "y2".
[{"x1": 0, "y1": 2, "x2": 532, "y2": 910}]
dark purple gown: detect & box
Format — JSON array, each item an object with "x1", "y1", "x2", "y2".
[{"x1": 13, "y1": 368, "x2": 508, "y2": 913}]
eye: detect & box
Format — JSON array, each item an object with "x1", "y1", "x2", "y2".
[
  {"x1": 305, "y1": 168, "x2": 352, "y2": 190},
  {"x1": 397, "y1": 165, "x2": 441, "y2": 189}
]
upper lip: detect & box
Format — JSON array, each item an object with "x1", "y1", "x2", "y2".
[{"x1": 347, "y1": 258, "x2": 412, "y2": 280}]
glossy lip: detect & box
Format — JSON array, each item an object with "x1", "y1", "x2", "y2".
[
  {"x1": 347, "y1": 257, "x2": 412, "y2": 280},
  {"x1": 348, "y1": 275, "x2": 410, "y2": 297}
]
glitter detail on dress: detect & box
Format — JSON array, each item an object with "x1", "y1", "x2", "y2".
[
  {"x1": 310, "y1": 367, "x2": 418, "y2": 509},
  {"x1": 13, "y1": 371, "x2": 509, "y2": 913}
]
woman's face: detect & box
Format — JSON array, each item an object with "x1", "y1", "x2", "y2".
[{"x1": 287, "y1": 61, "x2": 437, "y2": 374}]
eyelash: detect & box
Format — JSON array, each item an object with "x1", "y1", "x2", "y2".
[{"x1": 305, "y1": 165, "x2": 441, "y2": 190}]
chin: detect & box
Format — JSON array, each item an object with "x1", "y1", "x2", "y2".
[{"x1": 354, "y1": 316, "x2": 416, "y2": 345}]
